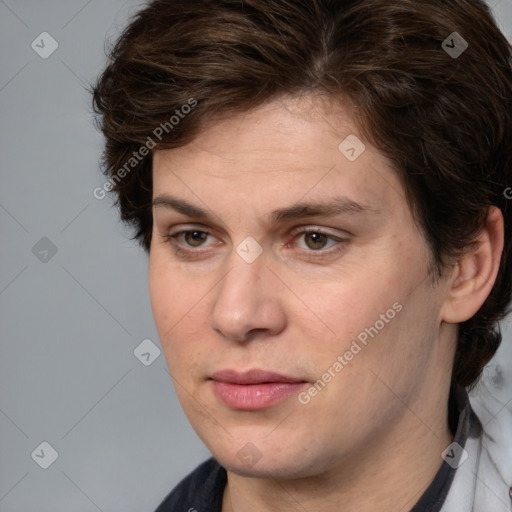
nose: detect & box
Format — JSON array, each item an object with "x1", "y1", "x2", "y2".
[{"x1": 210, "y1": 253, "x2": 287, "y2": 343}]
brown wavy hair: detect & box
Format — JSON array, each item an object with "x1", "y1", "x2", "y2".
[{"x1": 91, "y1": 0, "x2": 512, "y2": 389}]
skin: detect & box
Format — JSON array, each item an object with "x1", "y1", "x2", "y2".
[{"x1": 148, "y1": 95, "x2": 504, "y2": 512}]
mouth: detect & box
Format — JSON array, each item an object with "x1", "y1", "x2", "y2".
[{"x1": 209, "y1": 369, "x2": 308, "y2": 410}]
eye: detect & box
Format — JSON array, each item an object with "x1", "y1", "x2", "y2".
[
  {"x1": 177, "y1": 230, "x2": 209, "y2": 247},
  {"x1": 290, "y1": 227, "x2": 346, "y2": 254},
  {"x1": 163, "y1": 229, "x2": 215, "y2": 256},
  {"x1": 161, "y1": 226, "x2": 348, "y2": 260},
  {"x1": 296, "y1": 231, "x2": 337, "y2": 250}
]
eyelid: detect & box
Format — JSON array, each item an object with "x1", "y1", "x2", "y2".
[
  {"x1": 167, "y1": 223, "x2": 216, "y2": 237},
  {"x1": 289, "y1": 225, "x2": 347, "y2": 238}
]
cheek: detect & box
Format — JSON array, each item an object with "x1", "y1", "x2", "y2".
[
  {"x1": 149, "y1": 253, "x2": 197, "y2": 326},
  {"x1": 297, "y1": 266, "x2": 427, "y2": 377},
  {"x1": 294, "y1": 275, "x2": 401, "y2": 343},
  {"x1": 149, "y1": 260, "x2": 213, "y2": 371}
]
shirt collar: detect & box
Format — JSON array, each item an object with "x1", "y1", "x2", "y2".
[{"x1": 410, "y1": 382, "x2": 482, "y2": 512}]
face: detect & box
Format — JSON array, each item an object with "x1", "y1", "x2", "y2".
[{"x1": 149, "y1": 95, "x2": 453, "y2": 479}]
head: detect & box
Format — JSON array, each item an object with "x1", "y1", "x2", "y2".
[{"x1": 92, "y1": 0, "x2": 512, "y2": 479}]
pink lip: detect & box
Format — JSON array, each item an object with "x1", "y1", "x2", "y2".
[{"x1": 210, "y1": 369, "x2": 307, "y2": 410}]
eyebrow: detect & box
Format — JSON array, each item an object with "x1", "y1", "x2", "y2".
[{"x1": 152, "y1": 194, "x2": 380, "y2": 225}]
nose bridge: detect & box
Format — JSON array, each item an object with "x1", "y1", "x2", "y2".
[
  {"x1": 216, "y1": 254, "x2": 264, "y2": 318},
  {"x1": 210, "y1": 250, "x2": 284, "y2": 341}
]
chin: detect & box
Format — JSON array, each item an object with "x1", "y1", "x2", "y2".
[
  {"x1": 222, "y1": 456, "x2": 309, "y2": 479},
  {"x1": 210, "y1": 437, "x2": 324, "y2": 480}
]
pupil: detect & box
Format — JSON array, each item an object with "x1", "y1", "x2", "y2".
[
  {"x1": 307, "y1": 233, "x2": 326, "y2": 250},
  {"x1": 186, "y1": 231, "x2": 206, "y2": 246}
]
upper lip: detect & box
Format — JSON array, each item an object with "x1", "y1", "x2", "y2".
[{"x1": 210, "y1": 369, "x2": 305, "y2": 385}]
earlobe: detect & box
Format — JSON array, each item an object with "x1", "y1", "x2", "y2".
[{"x1": 441, "y1": 206, "x2": 504, "y2": 324}]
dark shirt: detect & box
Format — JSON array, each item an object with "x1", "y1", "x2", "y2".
[{"x1": 155, "y1": 383, "x2": 480, "y2": 512}]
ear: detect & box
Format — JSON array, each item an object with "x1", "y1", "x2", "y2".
[{"x1": 441, "y1": 206, "x2": 504, "y2": 324}]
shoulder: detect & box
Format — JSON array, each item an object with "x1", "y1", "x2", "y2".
[
  {"x1": 154, "y1": 457, "x2": 227, "y2": 512},
  {"x1": 469, "y1": 380, "x2": 512, "y2": 512},
  {"x1": 440, "y1": 380, "x2": 512, "y2": 512}
]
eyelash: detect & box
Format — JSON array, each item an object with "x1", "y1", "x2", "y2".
[{"x1": 162, "y1": 227, "x2": 348, "y2": 260}]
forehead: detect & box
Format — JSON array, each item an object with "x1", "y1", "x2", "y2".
[
  {"x1": 151, "y1": 95, "x2": 407, "y2": 223},
  {"x1": 154, "y1": 95, "x2": 358, "y2": 170}
]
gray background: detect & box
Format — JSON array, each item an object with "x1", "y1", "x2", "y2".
[{"x1": 0, "y1": 1, "x2": 511, "y2": 511}]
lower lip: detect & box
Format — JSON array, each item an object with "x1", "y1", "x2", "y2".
[{"x1": 211, "y1": 381, "x2": 307, "y2": 410}]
